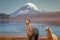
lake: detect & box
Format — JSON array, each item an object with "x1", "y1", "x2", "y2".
[{"x1": 0, "y1": 22, "x2": 60, "y2": 37}]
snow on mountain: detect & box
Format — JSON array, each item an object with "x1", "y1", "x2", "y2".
[{"x1": 11, "y1": 2, "x2": 44, "y2": 16}]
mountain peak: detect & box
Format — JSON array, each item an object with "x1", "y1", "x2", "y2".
[
  {"x1": 25, "y1": 2, "x2": 38, "y2": 10},
  {"x1": 11, "y1": 2, "x2": 44, "y2": 16}
]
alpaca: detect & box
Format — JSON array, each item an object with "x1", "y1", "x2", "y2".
[
  {"x1": 45, "y1": 27, "x2": 58, "y2": 40},
  {"x1": 25, "y1": 20, "x2": 39, "y2": 40}
]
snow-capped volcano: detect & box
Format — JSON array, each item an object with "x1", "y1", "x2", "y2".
[
  {"x1": 11, "y1": 2, "x2": 43, "y2": 16},
  {"x1": 24, "y1": 2, "x2": 38, "y2": 10}
]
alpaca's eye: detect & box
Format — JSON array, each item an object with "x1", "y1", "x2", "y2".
[{"x1": 45, "y1": 29, "x2": 47, "y2": 31}]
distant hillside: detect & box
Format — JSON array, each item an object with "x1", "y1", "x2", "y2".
[
  {"x1": 0, "y1": 13, "x2": 10, "y2": 23},
  {"x1": 10, "y1": 12, "x2": 60, "y2": 23},
  {"x1": 0, "y1": 13, "x2": 9, "y2": 19}
]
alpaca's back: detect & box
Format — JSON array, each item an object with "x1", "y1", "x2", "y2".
[
  {"x1": 32, "y1": 27, "x2": 39, "y2": 36},
  {"x1": 52, "y1": 34, "x2": 58, "y2": 40},
  {"x1": 47, "y1": 34, "x2": 58, "y2": 40}
]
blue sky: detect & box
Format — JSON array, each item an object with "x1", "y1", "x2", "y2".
[{"x1": 0, "y1": 0, "x2": 60, "y2": 14}]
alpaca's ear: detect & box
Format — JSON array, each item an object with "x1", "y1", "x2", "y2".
[
  {"x1": 47, "y1": 27, "x2": 50, "y2": 29},
  {"x1": 45, "y1": 29, "x2": 47, "y2": 31},
  {"x1": 45, "y1": 27, "x2": 50, "y2": 31},
  {"x1": 28, "y1": 20, "x2": 30, "y2": 22},
  {"x1": 47, "y1": 27, "x2": 52, "y2": 31},
  {"x1": 25, "y1": 19, "x2": 30, "y2": 22},
  {"x1": 49, "y1": 28, "x2": 52, "y2": 32}
]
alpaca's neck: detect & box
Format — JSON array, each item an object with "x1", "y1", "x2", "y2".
[
  {"x1": 47, "y1": 31, "x2": 53, "y2": 39},
  {"x1": 26, "y1": 24, "x2": 32, "y2": 35}
]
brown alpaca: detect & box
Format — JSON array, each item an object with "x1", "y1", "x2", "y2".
[
  {"x1": 45, "y1": 27, "x2": 58, "y2": 40},
  {"x1": 25, "y1": 20, "x2": 39, "y2": 40}
]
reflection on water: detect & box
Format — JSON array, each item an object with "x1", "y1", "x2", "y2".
[
  {"x1": 0, "y1": 20, "x2": 9, "y2": 23},
  {"x1": 0, "y1": 22, "x2": 60, "y2": 37}
]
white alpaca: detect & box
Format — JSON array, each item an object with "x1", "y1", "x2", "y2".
[{"x1": 45, "y1": 27, "x2": 58, "y2": 40}]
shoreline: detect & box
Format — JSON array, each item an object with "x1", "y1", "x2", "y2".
[{"x1": 0, "y1": 35, "x2": 59, "y2": 40}]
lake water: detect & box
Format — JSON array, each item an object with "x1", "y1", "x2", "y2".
[{"x1": 0, "y1": 22, "x2": 60, "y2": 37}]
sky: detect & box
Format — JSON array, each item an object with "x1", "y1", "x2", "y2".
[{"x1": 0, "y1": 0, "x2": 60, "y2": 14}]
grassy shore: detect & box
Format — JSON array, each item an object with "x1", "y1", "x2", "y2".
[{"x1": 0, "y1": 35, "x2": 59, "y2": 40}]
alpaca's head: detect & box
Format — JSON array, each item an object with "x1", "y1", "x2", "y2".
[
  {"x1": 45, "y1": 27, "x2": 52, "y2": 33},
  {"x1": 25, "y1": 20, "x2": 30, "y2": 25}
]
